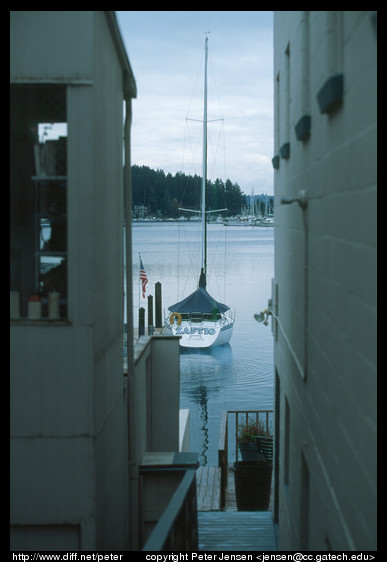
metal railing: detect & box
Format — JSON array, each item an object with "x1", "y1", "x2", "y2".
[{"x1": 218, "y1": 409, "x2": 274, "y2": 509}]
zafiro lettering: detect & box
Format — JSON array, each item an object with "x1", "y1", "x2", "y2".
[{"x1": 175, "y1": 326, "x2": 216, "y2": 336}]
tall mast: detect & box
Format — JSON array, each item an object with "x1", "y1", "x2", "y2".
[{"x1": 199, "y1": 35, "x2": 208, "y2": 289}]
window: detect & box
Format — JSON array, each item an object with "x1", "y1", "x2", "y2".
[
  {"x1": 279, "y1": 44, "x2": 290, "y2": 159},
  {"x1": 300, "y1": 11, "x2": 310, "y2": 116},
  {"x1": 299, "y1": 452, "x2": 310, "y2": 550},
  {"x1": 274, "y1": 72, "x2": 280, "y2": 150},
  {"x1": 10, "y1": 84, "x2": 67, "y2": 320},
  {"x1": 272, "y1": 73, "x2": 281, "y2": 169},
  {"x1": 284, "y1": 396, "x2": 290, "y2": 495},
  {"x1": 295, "y1": 12, "x2": 312, "y2": 141},
  {"x1": 325, "y1": 11, "x2": 342, "y2": 76},
  {"x1": 317, "y1": 12, "x2": 344, "y2": 114},
  {"x1": 273, "y1": 370, "x2": 281, "y2": 523}
]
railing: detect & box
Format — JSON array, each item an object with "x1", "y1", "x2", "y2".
[
  {"x1": 218, "y1": 411, "x2": 228, "y2": 509},
  {"x1": 141, "y1": 468, "x2": 198, "y2": 551},
  {"x1": 218, "y1": 410, "x2": 274, "y2": 509},
  {"x1": 232, "y1": 410, "x2": 273, "y2": 462}
]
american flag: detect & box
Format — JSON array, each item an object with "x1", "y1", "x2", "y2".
[{"x1": 139, "y1": 256, "x2": 148, "y2": 298}]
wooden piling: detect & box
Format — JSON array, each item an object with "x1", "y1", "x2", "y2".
[
  {"x1": 147, "y1": 294, "x2": 153, "y2": 330},
  {"x1": 139, "y1": 307, "x2": 145, "y2": 336},
  {"x1": 155, "y1": 282, "x2": 162, "y2": 328}
]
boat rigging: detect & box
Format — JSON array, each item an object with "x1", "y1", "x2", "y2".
[{"x1": 164, "y1": 36, "x2": 235, "y2": 349}]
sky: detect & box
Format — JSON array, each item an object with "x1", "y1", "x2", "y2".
[{"x1": 116, "y1": 11, "x2": 274, "y2": 196}]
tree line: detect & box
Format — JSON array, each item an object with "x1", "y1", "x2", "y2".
[{"x1": 131, "y1": 165, "x2": 247, "y2": 218}]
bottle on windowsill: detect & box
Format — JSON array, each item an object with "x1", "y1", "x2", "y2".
[
  {"x1": 28, "y1": 293, "x2": 42, "y2": 320},
  {"x1": 48, "y1": 291, "x2": 60, "y2": 320}
]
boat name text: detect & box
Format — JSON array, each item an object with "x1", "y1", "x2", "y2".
[{"x1": 175, "y1": 326, "x2": 216, "y2": 336}]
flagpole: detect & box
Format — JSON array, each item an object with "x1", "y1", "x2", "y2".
[{"x1": 138, "y1": 252, "x2": 141, "y2": 310}]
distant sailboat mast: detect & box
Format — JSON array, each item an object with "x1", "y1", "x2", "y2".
[
  {"x1": 200, "y1": 35, "x2": 209, "y2": 290},
  {"x1": 164, "y1": 34, "x2": 234, "y2": 349},
  {"x1": 179, "y1": 35, "x2": 226, "y2": 288}
]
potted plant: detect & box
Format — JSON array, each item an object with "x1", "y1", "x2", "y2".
[
  {"x1": 237, "y1": 419, "x2": 267, "y2": 461},
  {"x1": 235, "y1": 418, "x2": 273, "y2": 510}
]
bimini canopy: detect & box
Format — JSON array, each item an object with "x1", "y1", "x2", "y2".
[{"x1": 168, "y1": 287, "x2": 229, "y2": 314}]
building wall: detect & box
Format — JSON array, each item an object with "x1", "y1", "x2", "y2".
[
  {"x1": 10, "y1": 11, "x2": 94, "y2": 83},
  {"x1": 133, "y1": 336, "x2": 180, "y2": 457},
  {"x1": 273, "y1": 11, "x2": 376, "y2": 551},
  {"x1": 10, "y1": 326, "x2": 95, "y2": 549},
  {"x1": 10, "y1": 11, "x2": 131, "y2": 551},
  {"x1": 90, "y1": 11, "x2": 128, "y2": 550}
]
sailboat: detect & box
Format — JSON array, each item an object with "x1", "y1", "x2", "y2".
[{"x1": 164, "y1": 37, "x2": 235, "y2": 349}]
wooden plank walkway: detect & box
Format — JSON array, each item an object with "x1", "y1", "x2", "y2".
[
  {"x1": 196, "y1": 466, "x2": 221, "y2": 511},
  {"x1": 198, "y1": 511, "x2": 277, "y2": 551}
]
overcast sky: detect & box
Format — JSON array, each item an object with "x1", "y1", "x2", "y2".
[{"x1": 116, "y1": 11, "x2": 274, "y2": 195}]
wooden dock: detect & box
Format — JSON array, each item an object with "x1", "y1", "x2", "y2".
[
  {"x1": 197, "y1": 465, "x2": 265, "y2": 512},
  {"x1": 196, "y1": 466, "x2": 222, "y2": 511},
  {"x1": 196, "y1": 465, "x2": 277, "y2": 551}
]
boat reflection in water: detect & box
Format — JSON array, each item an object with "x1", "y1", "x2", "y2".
[{"x1": 180, "y1": 344, "x2": 233, "y2": 465}]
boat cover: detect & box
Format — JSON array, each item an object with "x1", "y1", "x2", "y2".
[{"x1": 168, "y1": 287, "x2": 230, "y2": 314}]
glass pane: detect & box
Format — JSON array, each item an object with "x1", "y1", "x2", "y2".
[
  {"x1": 40, "y1": 255, "x2": 67, "y2": 294},
  {"x1": 10, "y1": 84, "x2": 67, "y2": 319}
]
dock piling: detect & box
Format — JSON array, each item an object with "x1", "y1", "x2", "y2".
[
  {"x1": 155, "y1": 282, "x2": 162, "y2": 328},
  {"x1": 139, "y1": 307, "x2": 145, "y2": 336}
]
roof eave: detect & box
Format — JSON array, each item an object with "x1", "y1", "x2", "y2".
[{"x1": 104, "y1": 11, "x2": 137, "y2": 100}]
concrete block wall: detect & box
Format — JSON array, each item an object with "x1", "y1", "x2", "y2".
[{"x1": 273, "y1": 11, "x2": 376, "y2": 551}]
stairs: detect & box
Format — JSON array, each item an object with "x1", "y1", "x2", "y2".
[{"x1": 198, "y1": 511, "x2": 277, "y2": 551}]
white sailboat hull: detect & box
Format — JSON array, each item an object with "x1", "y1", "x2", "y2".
[{"x1": 164, "y1": 315, "x2": 234, "y2": 349}]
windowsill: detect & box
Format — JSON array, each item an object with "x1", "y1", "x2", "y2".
[
  {"x1": 272, "y1": 155, "x2": 280, "y2": 170},
  {"x1": 31, "y1": 175, "x2": 67, "y2": 181},
  {"x1": 279, "y1": 142, "x2": 290, "y2": 159},
  {"x1": 294, "y1": 115, "x2": 311, "y2": 141},
  {"x1": 10, "y1": 319, "x2": 70, "y2": 326},
  {"x1": 317, "y1": 74, "x2": 344, "y2": 114}
]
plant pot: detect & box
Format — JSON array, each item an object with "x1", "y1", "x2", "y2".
[
  {"x1": 234, "y1": 460, "x2": 272, "y2": 511},
  {"x1": 238, "y1": 441, "x2": 260, "y2": 461}
]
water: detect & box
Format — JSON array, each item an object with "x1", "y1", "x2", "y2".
[{"x1": 132, "y1": 221, "x2": 274, "y2": 465}]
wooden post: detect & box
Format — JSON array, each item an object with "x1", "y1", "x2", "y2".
[
  {"x1": 139, "y1": 307, "x2": 145, "y2": 337},
  {"x1": 218, "y1": 411, "x2": 228, "y2": 509},
  {"x1": 155, "y1": 282, "x2": 162, "y2": 328},
  {"x1": 147, "y1": 295, "x2": 153, "y2": 334}
]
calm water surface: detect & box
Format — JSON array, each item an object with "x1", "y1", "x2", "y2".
[{"x1": 132, "y1": 222, "x2": 274, "y2": 465}]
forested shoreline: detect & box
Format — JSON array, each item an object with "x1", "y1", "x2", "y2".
[
  {"x1": 131, "y1": 165, "x2": 247, "y2": 218},
  {"x1": 131, "y1": 165, "x2": 274, "y2": 219}
]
